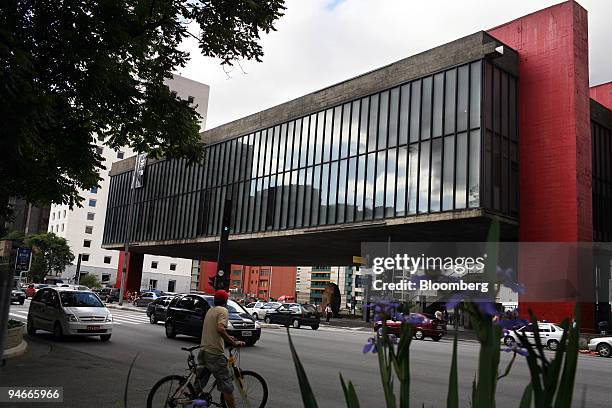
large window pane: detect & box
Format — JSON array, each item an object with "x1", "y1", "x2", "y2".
[
  {"x1": 356, "y1": 155, "x2": 366, "y2": 221},
  {"x1": 350, "y1": 100, "x2": 360, "y2": 156},
  {"x1": 332, "y1": 106, "x2": 341, "y2": 161},
  {"x1": 346, "y1": 157, "x2": 356, "y2": 222},
  {"x1": 365, "y1": 153, "x2": 376, "y2": 219},
  {"x1": 308, "y1": 114, "x2": 317, "y2": 166},
  {"x1": 396, "y1": 146, "x2": 407, "y2": 216},
  {"x1": 304, "y1": 167, "x2": 313, "y2": 226},
  {"x1": 311, "y1": 165, "x2": 321, "y2": 225},
  {"x1": 281, "y1": 173, "x2": 291, "y2": 229},
  {"x1": 247, "y1": 180, "x2": 256, "y2": 232},
  {"x1": 407, "y1": 146, "x2": 418, "y2": 214},
  {"x1": 359, "y1": 98, "x2": 369, "y2": 154},
  {"x1": 455, "y1": 132, "x2": 468, "y2": 209},
  {"x1": 263, "y1": 176, "x2": 272, "y2": 229},
  {"x1": 293, "y1": 119, "x2": 302, "y2": 169},
  {"x1": 285, "y1": 121, "x2": 294, "y2": 171},
  {"x1": 323, "y1": 109, "x2": 333, "y2": 162},
  {"x1": 433, "y1": 73, "x2": 444, "y2": 138},
  {"x1": 418, "y1": 141, "x2": 430, "y2": 213},
  {"x1": 328, "y1": 162, "x2": 338, "y2": 224},
  {"x1": 341, "y1": 103, "x2": 350, "y2": 158},
  {"x1": 399, "y1": 84, "x2": 410, "y2": 145},
  {"x1": 375, "y1": 151, "x2": 386, "y2": 219},
  {"x1": 315, "y1": 112, "x2": 324, "y2": 164},
  {"x1": 470, "y1": 62, "x2": 481, "y2": 129},
  {"x1": 469, "y1": 130, "x2": 481, "y2": 208},
  {"x1": 378, "y1": 90, "x2": 389, "y2": 150},
  {"x1": 457, "y1": 65, "x2": 469, "y2": 132},
  {"x1": 278, "y1": 123, "x2": 287, "y2": 172},
  {"x1": 320, "y1": 163, "x2": 330, "y2": 224},
  {"x1": 389, "y1": 87, "x2": 399, "y2": 147},
  {"x1": 421, "y1": 77, "x2": 432, "y2": 140},
  {"x1": 273, "y1": 174, "x2": 283, "y2": 229},
  {"x1": 430, "y1": 139, "x2": 442, "y2": 211},
  {"x1": 296, "y1": 169, "x2": 306, "y2": 227},
  {"x1": 410, "y1": 80, "x2": 421, "y2": 143},
  {"x1": 385, "y1": 149, "x2": 396, "y2": 217},
  {"x1": 444, "y1": 69, "x2": 456, "y2": 135},
  {"x1": 442, "y1": 136, "x2": 455, "y2": 211},
  {"x1": 253, "y1": 178, "x2": 263, "y2": 230},
  {"x1": 268, "y1": 127, "x2": 277, "y2": 175},
  {"x1": 337, "y1": 159, "x2": 348, "y2": 223},
  {"x1": 368, "y1": 94, "x2": 379, "y2": 152}
]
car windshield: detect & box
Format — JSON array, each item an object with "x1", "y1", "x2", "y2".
[
  {"x1": 226, "y1": 299, "x2": 248, "y2": 315},
  {"x1": 60, "y1": 291, "x2": 104, "y2": 307}
]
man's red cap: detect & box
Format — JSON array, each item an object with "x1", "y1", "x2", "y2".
[{"x1": 214, "y1": 290, "x2": 229, "y2": 303}]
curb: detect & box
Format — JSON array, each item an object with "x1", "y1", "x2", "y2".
[
  {"x1": 2, "y1": 340, "x2": 28, "y2": 359},
  {"x1": 105, "y1": 303, "x2": 147, "y2": 313}
]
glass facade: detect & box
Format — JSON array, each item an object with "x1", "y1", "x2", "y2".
[
  {"x1": 104, "y1": 60, "x2": 518, "y2": 245},
  {"x1": 592, "y1": 119, "x2": 612, "y2": 242}
]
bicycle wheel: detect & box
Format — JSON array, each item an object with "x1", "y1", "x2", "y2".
[
  {"x1": 221, "y1": 370, "x2": 268, "y2": 408},
  {"x1": 147, "y1": 375, "x2": 196, "y2": 408}
]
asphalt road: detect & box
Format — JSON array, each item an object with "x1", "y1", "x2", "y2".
[{"x1": 3, "y1": 300, "x2": 611, "y2": 408}]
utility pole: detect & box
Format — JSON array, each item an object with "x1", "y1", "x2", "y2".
[
  {"x1": 74, "y1": 253, "x2": 82, "y2": 285},
  {"x1": 214, "y1": 196, "x2": 232, "y2": 291}
]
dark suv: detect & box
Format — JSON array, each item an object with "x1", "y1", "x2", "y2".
[
  {"x1": 164, "y1": 294, "x2": 261, "y2": 346},
  {"x1": 263, "y1": 303, "x2": 320, "y2": 330}
]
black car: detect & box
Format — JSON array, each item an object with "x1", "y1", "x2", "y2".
[
  {"x1": 264, "y1": 303, "x2": 320, "y2": 330},
  {"x1": 104, "y1": 288, "x2": 120, "y2": 303},
  {"x1": 164, "y1": 294, "x2": 261, "y2": 346},
  {"x1": 146, "y1": 296, "x2": 175, "y2": 324},
  {"x1": 11, "y1": 289, "x2": 26, "y2": 305}
]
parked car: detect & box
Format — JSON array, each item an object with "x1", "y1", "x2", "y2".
[
  {"x1": 146, "y1": 296, "x2": 175, "y2": 324},
  {"x1": 24, "y1": 283, "x2": 50, "y2": 299},
  {"x1": 27, "y1": 287, "x2": 113, "y2": 341},
  {"x1": 134, "y1": 291, "x2": 163, "y2": 307},
  {"x1": 374, "y1": 313, "x2": 446, "y2": 341},
  {"x1": 245, "y1": 301, "x2": 281, "y2": 320},
  {"x1": 588, "y1": 336, "x2": 612, "y2": 357},
  {"x1": 104, "y1": 288, "x2": 121, "y2": 303},
  {"x1": 11, "y1": 289, "x2": 26, "y2": 304},
  {"x1": 57, "y1": 284, "x2": 91, "y2": 291},
  {"x1": 164, "y1": 294, "x2": 261, "y2": 346},
  {"x1": 503, "y1": 322, "x2": 565, "y2": 350},
  {"x1": 263, "y1": 303, "x2": 320, "y2": 330}
]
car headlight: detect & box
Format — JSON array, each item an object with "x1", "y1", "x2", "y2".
[
  {"x1": 105, "y1": 315, "x2": 113, "y2": 322},
  {"x1": 255, "y1": 321, "x2": 261, "y2": 329},
  {"x1": 226, "y1": 321, "x2": 234, "y2": 330},
  {"x1": 66, "y1": 314, "x2": 79, "y2": 322}
]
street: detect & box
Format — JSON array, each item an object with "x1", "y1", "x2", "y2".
[{"x1": 3, "y1": 300, "x2": 612, "y2": 408}]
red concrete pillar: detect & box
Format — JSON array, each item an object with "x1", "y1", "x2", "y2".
[
  {"x1": 591, "y1": 82, "x2": 612, "y2": 111},
  {"x1": 488, "y1": 1, "x2": 594, "y2": 328},
  {"x1": 115, "y1": 251, "x2": 144, "y2": 297}
]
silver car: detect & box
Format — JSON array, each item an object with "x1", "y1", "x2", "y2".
[
  {"x1": 27, "y1": 287, "x2": 113, "y2": 342},
  {"x1": 588, "y1": 336, "x2": 612, "y2": 357}
]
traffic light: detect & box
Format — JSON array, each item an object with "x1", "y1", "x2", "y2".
[{"x1": 214, "y1": 197, "x2": 232, "y2": 290}]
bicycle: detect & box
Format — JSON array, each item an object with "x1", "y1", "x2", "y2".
[{"x1": 147, "y1": 345, "x2": 268, "y2": 408}]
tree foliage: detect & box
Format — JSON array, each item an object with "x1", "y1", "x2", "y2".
[
  {"x1": 79, "y1": 273, "x2": 102, "y2": 289},
  {"x1": 0, "y1": 0, "x2": 286, "y2": 221},
  {"x1": 25, "y1": 232, "x2": 74, "y2": 282}
]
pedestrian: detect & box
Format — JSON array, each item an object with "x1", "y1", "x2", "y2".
[{"x1": 325, "y1": 304, "x2": 332, "y2": 323}]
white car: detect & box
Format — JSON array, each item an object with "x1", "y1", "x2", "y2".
[
  {"x1": 503, "y1": 322, "x2": 565, "y2": 351},
  {"x1": 27, "y1": 286, "x2": 113, "y2": 341},
  {"x1": 246, "y1": 301, "x2": 281, "y2": 320},
  {"x1": 588, "y1": 337, "x2": 612, "y2": 357}
]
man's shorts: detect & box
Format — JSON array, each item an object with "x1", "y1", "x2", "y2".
[{"x1": 197, "y1": 350, "x2": 234, "y2": 394}]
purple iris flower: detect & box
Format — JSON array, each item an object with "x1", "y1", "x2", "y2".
[
  {"x1": 363, "y1": 337, "x2": 378, "y2": 354},
  {"x1": 502, "y1": 344, "x2": 528, "y2": 357}
]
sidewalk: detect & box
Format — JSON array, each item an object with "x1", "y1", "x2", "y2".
[{"x1": 105, "y1": 302, "x2": 147, "y2": 313}]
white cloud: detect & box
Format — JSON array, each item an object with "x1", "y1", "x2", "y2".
[{"x1": 176, "y1": 0, "x2": 612, "y2": 130}]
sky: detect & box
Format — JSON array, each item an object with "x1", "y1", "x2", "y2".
[{"x1": 177, "y1": 0, "x2": 612, "y2": 130}]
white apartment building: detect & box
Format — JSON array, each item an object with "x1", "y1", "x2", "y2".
[{"x1": 48, "y1": 75, "x2": 210, "y2": 292}]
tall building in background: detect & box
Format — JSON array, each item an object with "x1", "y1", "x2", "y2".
[
  {"x1": 296, "y1": 266, "x2": 363, "y2": 310},
  {"x1": 47, "y1": 74, "x2": 210, "y2": 290}
]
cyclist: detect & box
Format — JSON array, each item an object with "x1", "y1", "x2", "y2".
[{"x1": 196, "y1": 289, "x2": 245, "y2": 408}]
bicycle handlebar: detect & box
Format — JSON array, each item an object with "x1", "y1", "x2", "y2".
[{"x1": 181, "y1": 345, "x2": 203, "y2": 352}]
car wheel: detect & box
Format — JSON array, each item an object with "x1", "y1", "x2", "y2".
[
  {"x1": 414, "y1": 330, "x2": 424, "y2": 340},
  {"x1": 547, "y1": 339, "x2": 560, "y2": 351},
  {"x1": 165, "y1": 321, "x2": 176, "y2": 338},
  {"x1": 264, "y1": 316, "x2": 271, "y2": 324},
  {"x1": 311, "y1": 324, "x2": 319, "y2": 330},
  {"x1": 100, "y1": 334, "x2": 111, "y2": 342},
  {"x1": 596, "y1": 343, "x2": 611, "y2": 358},
  {"x1": 53, "y1": 322, "x2": 63, "y2": 340},
  {"x1": 253, "y1": 313, "x2": 259, "y2": 320},
  {"x1": 504, "y1": 336, "x2": 516, "y2": 347},
  {"x1": 26, "y1": 317, "x2": 36, "y2": 335},
  {"x1": 149, "y1": 314, "x2": 157, "y2": 324},
  {"x1": 377, "y1": 327, "x2": 384, "y2": 336},
  {"x1": 245, "y1": 340, "x2": 256, "y2": 347},
  {"x1": 292, "y1": 319, "x2": 301, "y2": 329},
  {"x1": 19, "y1": 299, "x2": 24, "y2": 305}
]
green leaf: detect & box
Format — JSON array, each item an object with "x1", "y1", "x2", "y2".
[
  {"x1": 447, "y1": 335, "x2": 459, "y2": 408},
  {"x1": 339, "y1": 374, "x2": 361, "y2": 408},
  {"x1": 376, "y1": 335, "x2": 396, "y2": 408},
  {"x1": 286, "y1": 328, "x2": 319, "y2": 408},
  {"x1": 554, "y1": 306, "x2": 580, "y2": 408},
  {"x1": 519, "y1": 384, "x2": 533, "y2": 408}
]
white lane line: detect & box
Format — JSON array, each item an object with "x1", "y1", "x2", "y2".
[
  {"x1": 111, "y1": 317, "x2": 146, "y2": 325},
  {"x1": 9, "y1": 310, "x2": 28, "y2": 316},
  {"x1": 9, "y1": 313, "x2": 27, "y2": 320},
  {"x1": 112, "y1": 315, "x2": 150, "y2": 322}
]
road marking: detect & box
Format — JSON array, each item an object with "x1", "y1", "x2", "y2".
[{"x1": 9, "y1": 308, "x2": 150, "y2": 325}]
